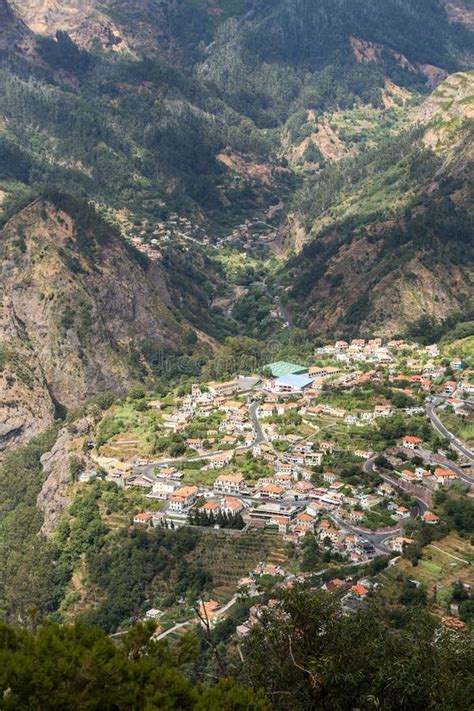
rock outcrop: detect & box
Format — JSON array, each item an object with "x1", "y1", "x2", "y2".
[{"x1": 0, "y1": 196, "x2": 187, "y2": 454}]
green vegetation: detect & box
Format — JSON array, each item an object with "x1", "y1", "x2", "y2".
[
  {"x1": 239, "y1": 588, "x2": 474, "y2": 710},
  {"x1": 0, "y1": 620, "x2": 268, "y2": 710},
  {"x1": 85, "y1": 527, "x2": 211, "y2": 632},
  {"x1": 0, "y1": 425, "x2": 63, "y2": 625}
]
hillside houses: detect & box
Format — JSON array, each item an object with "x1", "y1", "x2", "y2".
[{"x1": 214, "y1": 473, "x2": 245, "y2": 494}]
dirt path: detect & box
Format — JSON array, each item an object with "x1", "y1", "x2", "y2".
[{"x1": 429, "y1": 544, "x2": 471, "y2": 565}]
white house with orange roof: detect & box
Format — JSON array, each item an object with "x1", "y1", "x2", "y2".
[
  {"x1": 422, "y1": 510, "x2": 440, "y2": 525},
  {"x1": 402, "y1": 435, "x2": 423, "y2": 450},
  {"x1": 169, "y1": 485, "x2": 198, "y2": 512},
  {"x1": 259, "y1": 483, "x2": 284, "y2": 500},
  {"x1": 213, "y1": 473, "x2": 245, "y2": 494},
  {"x1": 434, "y1": 467, "x2": 458, "y2": 486},
  {"x1": 207, "y1": 452, "x2": 233, "y2": 470}
]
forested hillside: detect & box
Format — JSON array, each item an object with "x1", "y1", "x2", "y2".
[{"x1": 283, "y1": 71, "x2": 474, "y2": 338}]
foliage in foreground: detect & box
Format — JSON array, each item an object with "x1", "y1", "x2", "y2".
[
  {"x1": 239, "y1": 589, "x2": 474, "y2": 710},
  {"x1": 0, "y1": 620, "x2": 268, "y2": 710}
]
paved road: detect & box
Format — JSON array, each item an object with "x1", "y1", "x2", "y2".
[
  {"x1": 329, "y1": 511, "x2": 399, "y2": 554},
  {"x1": 248, "y1": 401, "x2": 266, "y2": 446},
  {"x1": 155, "y1": 620, "x2": 193, "y2": 641},
  {"x1": 426, "y1": 401, "x2": 474, "y2": 464}
]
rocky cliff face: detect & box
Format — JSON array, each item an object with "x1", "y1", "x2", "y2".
[
  {"x1": 0, "y1": 0, "x2": 37, "y2": 57},
  {"x1": 0, "y1": 196, "x2": 187, "y2": 453},
  {"x1": 37, "y1": 414, "x2": 94, "y2": 536}
]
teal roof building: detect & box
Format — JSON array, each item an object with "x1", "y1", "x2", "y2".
[{"x1": 264, "y1": 361, "x2": 308, "y2": 377}]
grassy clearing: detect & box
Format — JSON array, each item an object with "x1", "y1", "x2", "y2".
[
  {"x1": 438, "y1": 410, "x2": 474, "y2": 449},
  {"x1": 380, "y1": 533, "x2": 474, "y2": 606}
]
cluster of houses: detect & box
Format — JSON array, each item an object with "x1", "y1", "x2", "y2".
[
  {"x1": 127, "y1": 213, "x2": 212, "y2": 261},
  {"x1": 90, "y1": 337, "x2": 471, "y2": 583}
]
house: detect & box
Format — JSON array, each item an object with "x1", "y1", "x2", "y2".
[
  {"x1": 323, "y1": 578, "x2": 346, "y2": 593},
  {"x1": 434, "y1": 467, "x2": 458, "y2": 486},
  {"x1": 320, "y1": 441, "x2": 334, "y2": 453},
  {"x1": 350, "y1": 584, "x2": 369, "y2": 598},
  {"x1": 359, "y1": 494, "x2": 381, "y2": 509},
  {"x1": 207, "y1": 452, "x2": 233, "y2": 469},
  {"x1": 415, "y1": 467, "x2": 430, "y2": 480},
  {"x1": 259, "y1": 483, "x2": 284, "y2": 500},
  {"x1": 390, "y1": 536, "x2": 415, "y2": 553},
  {"x1": 275, "y1": 472, "x2": 294, "y2": 488},
  {"x1": 253, "y1": 563, "x2": 286, "y2": 577},
  {"x1": 145, "y1": 608, "x2": 163, "y2": 620},
  {"x1": 401, "y1": 469, "x2": 417, "y2": 482},
  {"x1": 169, "y1": 486, "x2": 198, "y2": 512},
  {"x1": 323, "y1": 471, "x2": 337, "y2": 484},
  {"x1": 354, "y1": 450, "x2": 373, "y2": 460},
  {"x1": 199, "y1": 500, "x2": 221, "y2": 515},
  {"x1": 395, "y1": 506, "x2": 410, "y2": 519},
  {"x1": 207, "y1": 380, "x2": 239, "y2": 397},
  {"x1": 125, "y1": 473, "x2": 155, "y2": 489},
  {"x1": 422, "y1": 511, "x2": 440, "y2": 525},
  {"x1": 378, "y1": 482, "x2": 394, "y2": 497},
  {"x1": 294, "y1": 512, "x2": 316, "y2": 532},
  {"x1": 186, "y1": 438, "x2": 206, "y2": 451},
  {"x1": 221, "y1": 496, "x2": 244, "y2": 516},
  {"x1": 276, "y1": 461, "x2": 294, "y2": 476},
  {"x1": 197, "y1": 599, "x2": 221, "y2": 623},
  {"x1": 374, "y1": 404, "x2": 393, "y2": 417},
  {"x1": 402, "y1": 436, "x2": 423, "y2": 450},
  {"x1": 348, "y1": 510, "x2": 365, "y2": 524},
  {"x1": 443, "y1": 381, "x2": 457, "y2": 394},
  {"x1": 133, "y1": 513, "x2": 153, "y2": 526},
  {"x1": 213, "y1": 473, "x2": 244, "y2": 494},
  {"x1": 270, "y1": 515, "x2": 291, "y2": 534},
  {"x1": 258, "y1": 403, "x2": 276, "y2": 418},
  {"x1": 149, "y1": 480, "x2": 180, "y2": 500},
  {"x1": 322, "y1": 527, "x2": 340, "y2": 544}
]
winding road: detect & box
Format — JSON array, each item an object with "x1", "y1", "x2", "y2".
[{"x1": 425, "y1": 400, "x2": 474, "y2": 466}]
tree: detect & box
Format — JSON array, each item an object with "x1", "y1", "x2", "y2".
[
  {"x1": 240, "y1": 589, "x2": 474, "y2": 710},
  {"x1": 0, "y1": 620, "x2": 267, "y2": 709}
]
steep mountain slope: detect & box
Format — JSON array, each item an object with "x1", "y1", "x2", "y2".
[
  {"x1": 198, "y1": 0, "x2": 473, "y2": 125},
  {"x1": 0, "y1": 192, "x2": 194, "y2": 454},
  {"x1": 284, "y1": 72, "x2": 474, "y2": 338},
  {"x1": 11, "y1": 0, "x2": 242, "y2": 57},
  {"x1": 0, "y1": 0, "x2": 472, "y2": 353},
  {"x1": 0, "y1": 1, "x2": 278, "y2": 225}
]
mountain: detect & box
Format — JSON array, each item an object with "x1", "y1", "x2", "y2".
[
  {"x1": 0, "y1": 191, "x2": 203, "y2": 454},
  {"x1": 0, "y1": 1, "x2": 471, "y2": 397},
  {"x1": 283, "y1": 71, "x2": 474, "y2": 338}
]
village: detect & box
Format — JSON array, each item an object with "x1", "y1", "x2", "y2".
[
  {"x1": 122, "y1": 205, "x2": 282, "y2": 264},
  {"x1": 80, "y1": 335, "x2": 474, "y2": 634}
]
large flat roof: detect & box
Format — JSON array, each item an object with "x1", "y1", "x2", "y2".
[
  {"x1": 276, "y1": 374, "x2": 314, "y2": 389},
  {"x1": 265, "y1": 361, "x2": 308, "y2": 377}
]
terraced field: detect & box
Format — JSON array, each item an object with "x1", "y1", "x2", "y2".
[{"x1": 191, "y1": 530, "x2": 290, "y2": 599}]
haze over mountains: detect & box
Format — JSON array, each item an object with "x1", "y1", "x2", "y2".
[{"x1": 0, "y1": 0, "x2": 473, "y2": 450}]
